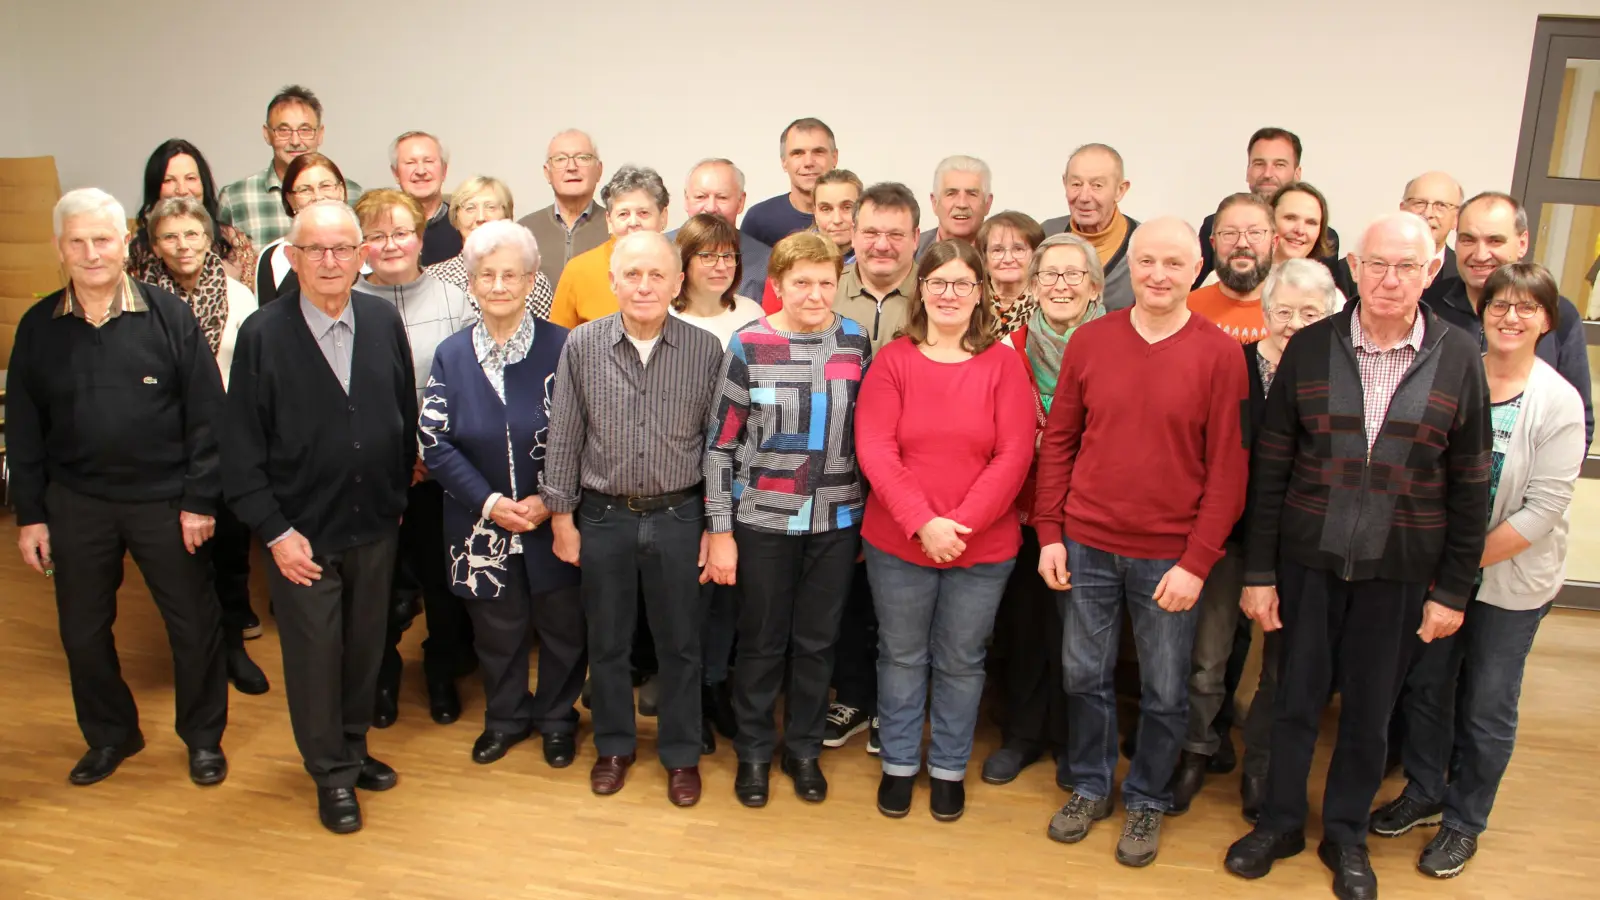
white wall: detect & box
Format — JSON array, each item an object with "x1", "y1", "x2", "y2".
[{"x1": 9, "y1": 0, "x2": 1597, "y2": 246}]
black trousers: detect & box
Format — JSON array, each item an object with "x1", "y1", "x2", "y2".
[
  {"x1": 463, "y1": 563, "x2": 587, "y2": 734},
  {"x1": 270, "y1": 529, "x2": 398, "y2": 788},
  {"x1": 1260, "y1": 560, "x2": 1424, "y2": 846},
  {"x1": 732, "y1": 525, "x2": 860, "y2": 762},
  {"x1": 381, "y1": 481, "x2": 473, "y2": 688},
  {"x1": 46, "y1": 483, "x2": 227, "y2": 750},
  {"x1": 830, "y1": 560, "x2": 879, "y2": 714},
  {"x1": 994, "y1": 527, "x2": 1069, "y2": 755},
  {"x1": 212, "y1": 502, "x2": 255, "y2": 649}
]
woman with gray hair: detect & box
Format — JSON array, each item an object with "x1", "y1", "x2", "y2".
[
  {"x1": 549, "y1": 164, "x2": 671, "y2": 328},
  {"x1": 983, "y1": 232, "x2": 1106, "y2": 787},
  {"x1": 418, "y1": 220, "x2": 587, "y2": 768}
]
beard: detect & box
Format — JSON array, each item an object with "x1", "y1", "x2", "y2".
[{"x1": 1217, "y1": 249, "x2": 1271, "y2": 294}]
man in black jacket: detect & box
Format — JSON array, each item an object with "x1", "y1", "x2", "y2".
[
  {"x1": 9, "y1": 188, "x2": 229, "y2": 788},
  {"x1": 224, "y1": 200, "x2": 417, "y2": 834},
  {"x1": 1196, "y1": 128, "x2": 1340, "y2": 288},
  {"x1": 1223, "y1": 212, "x2": 1491, "y2": 900}
]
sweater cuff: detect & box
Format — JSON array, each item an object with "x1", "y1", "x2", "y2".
[
  {"x1": 180, "y1": 491, "x2": 217, "y2": 518},
  {"x1": 1177, "y1": 549, "x2": 1220, "y2": 583},
  {"x1": 1242, "y1": 569, "x2": 1277, "y2": 587},
  {"x1": 1427, "y1": 582, "x2": 1472, "y2": 612},
  {"x1": 1033, "y1": 521, "x2": 1064, "y2": 547},
  {"x1": 258, "y1": 512, "x2": 294, "y2": 548},
  {"x1": 709, "y1": 513, "x2": 734, "y2": 534}
]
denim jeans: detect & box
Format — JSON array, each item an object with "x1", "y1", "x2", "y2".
[
  {"x1": 864, "y1": 543, "x2": 1014, "y2": 781},
  {"x1": 1400, "y1": 600, "x2": 1550, "y2": 837},
  {"x1": 1185, "y1": 543, "x2": 1244, "y2": 754},
  {"x1": 1061, "y1": 540, "x2": 1197, "y2": 811}
]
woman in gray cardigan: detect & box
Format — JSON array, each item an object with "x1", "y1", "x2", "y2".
[{"x1": 1372, "y1": 263, "x2": 1587, "y2": 880}]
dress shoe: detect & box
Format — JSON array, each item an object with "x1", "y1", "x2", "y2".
[
  {"x1": 472, "y1": 723, "x2": 535, "y2": 764},
  {"x1": 68, "y1": 735, "x2": 145, "y2": 786},
  {"x1": 706, "y1": 680, "x2": 738, "y2": 740},
  {"x1": 877, "y1": 773, "x2": 914, "y2": 818},
  {"x1": 734, "y1": 761, "x2": 771, "y2": 807},
  {"x1": 428, "y1": 679, "x2": 462, "y2": 725},
  {"x1": 543, "y1": 731, "x2": 576, "y2": 768},
  {"x1": 780, "y1": 753, "x2": 827, "y2": 803},
  {"x1": 929, "y1": 777, "x2": 965, "y2": 822},
  {"x1": 981, "y1": 744, "x2": 1042, "y2": 785},
  {"x1": 1240, "y1": 771, "x2": 1266, "y2": 824},
  {"x1": 226, "y1": 647, "x2": 270, "y2": 695},
  {"x1": 1318, "y1": 840, "x2": 1379, "y2": 900},
  {"x1": 1225, "y1": 827, "x2": 1306, "y2": 879},
  {"x1": 356, "y1": 756, "x2": 398, "y2": 791},
  {"x1": 188, "y1": 746, "x2": 228, "y2": 786},
  {"x1": 1209, "y1": 731, "x2": 1238, "y2": 774},
  {"x1": 1167, "y1": 750, "x2": 1209, "y2": 815},
  {"x1": 590, "y1": 754, "x2": 635, "y2": 795},
  {"x1": 667, "y1": 766, "x2": 702, "y2": 807},
  {"x1": 700, "y1": 716, "x2": 717, "y2": 756},
  {"x1": 317, "y1": 787, "x2": 362, "y2": 834},
  {"x1": 637, "y1": 675, "x2": 660, "y2": 717},
  {"x1": 373, "y1": 686, "x2": 399, "y2": 729}
]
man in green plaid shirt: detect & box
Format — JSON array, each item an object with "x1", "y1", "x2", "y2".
[{"x1": 217, "y1": 85, "x2": 361, "y2": 246}]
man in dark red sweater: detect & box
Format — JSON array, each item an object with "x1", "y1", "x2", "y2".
[{"x1": 1033, "y1": 216, "x2": 1249, "y2": 868}]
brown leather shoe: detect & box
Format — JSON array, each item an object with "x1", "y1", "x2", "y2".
[
  {"x1": 590, "y1": 754, "x2": 635, "y2": 795},
  {"x1": 667, "y1": 766, "x2": 702, "y2": 807}
]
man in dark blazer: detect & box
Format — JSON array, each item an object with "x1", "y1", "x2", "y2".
[
  {"x1": 1329, "y1": 171, "x2": 1462, "y2": 310},
  {"x1": 223, "y1": 200, "x2": 418, "y2": 834}
]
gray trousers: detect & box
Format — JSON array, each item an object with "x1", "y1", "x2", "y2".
[{"x1": 1183, "y1": 543, "x2": 1244, "y2": 755}]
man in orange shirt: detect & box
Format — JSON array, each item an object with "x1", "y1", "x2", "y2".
[
  {"x1": 549, "y1": 165, "x2": 671, "y2": 329},
  {"x1": 1185, "y1": 194, "x2": 1276, "y2": 344}
]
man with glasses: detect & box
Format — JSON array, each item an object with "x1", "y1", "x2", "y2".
[
  {"x1": 1225, "y1": 212, "x2": 1491, "y2": 900},
  {"x1": 1041, "y1": 144, "x2": 1140, "y2": 311},
  {"x1": 1185, "y1": 194, "x2": 1277, "y2": 343},
  {"x1": 1195, "y1": 128, "x2": 1338, "y2": 288},
  {"x1": 1333, "y1": 172, "x2": 1464, "y2": 308},
  {"x1": 667, "y1": 158, "x2": 770, "y2": 301},
  {"x1": 223, "y1": 200, "x2": 416, "y2": 834},
  {"x1": 518, "y1": 129, "x2": 609, "y2": 288},
  {"x1": 218, "y1": 85, "x2": 362, "y2": 246}
]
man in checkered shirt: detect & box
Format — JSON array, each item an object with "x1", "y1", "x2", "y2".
[{"x1": 217, "y1": 85, "x2": 362, "y2": 246}]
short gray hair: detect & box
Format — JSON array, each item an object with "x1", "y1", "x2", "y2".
[
  {"x1": 53, "y1": 187, "x2": 127, "y2": 238},
  {"x1": 389, "y1": 130, "x2": 449, "y2": 168},
  {"x1": 609, "y1": 230, "x2": 680, "y2": 277},
  {"x1": 1360, "y1": 211, "x2": 1436, "y2": 261},
  {"x1": 1026, "y1": 232, "x2": 1105, "y2": 296},
  {"x1": 463, "y1": 220, "x2": 540, "y2": 276},
  {"x1": 145, "y1": 195, "x2": 213, "y2": 243},
  {"x1": 688, "y1": 158, "x2": 745, "y2": 193},
  {"x1": 932, "y1": 155, "x2": 991, "y2": 197},
  {"x1": 287, "y1": 199, "x2": 361, "y2": 244},
  {"x1": 601, "y1": 165, "x2": 669, "y2": 213},
  {"x1": 1262, "y1": 258, "x2": 1338, "y2": 314}
]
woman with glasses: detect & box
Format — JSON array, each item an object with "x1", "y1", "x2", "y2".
[
  {"x1": 427, "y1": 176, "x2": 556, "y2": 319},
  {"x1": 255, "y1": 152, "x2": 349, "y2": 305},
  {"x1": 983, "y1": 233, "x2": 1105, "y2": 789},
  {"x1": 977, "y1": 211, "x2": 1046, "y2": 337},
  {"x1": 130, "y1": 140, "x2": 259, "y2": 292},
  {"x1": 1371, "y1": 263, "x2": 1584, "y2": 879},
  {"x1": 854, "y1": 239, "x2": 1036, "y2": 822}
]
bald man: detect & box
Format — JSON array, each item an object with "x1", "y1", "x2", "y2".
[
  {"x1": 1033, "y1": 217, "x2": 1249, "y2": 868},
  {"x1": 518, "y1": 129, "x2": 609, "y2": 287},
  {"x1": 1041, "y1": 143, "x2": 1140, "y2": 311},
  {"x1": 1333, "y1": 171, "x2": 1464, "y2": 309},
  {"x1": 1225, "y1": 213, "x2": 1490, "y2": 900}
]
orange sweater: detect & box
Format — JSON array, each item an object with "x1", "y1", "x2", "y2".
[
  {"x1": 1186, "y1": 283, "x2": 1268, "y2": 344},
  {"x1": 549, "y1": 237, "x2": 617, "y2": 329}
]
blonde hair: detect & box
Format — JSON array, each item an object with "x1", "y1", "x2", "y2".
[
  {"x1": 353, "y1": 188, "x2": 425, "y2": 231},
  {"x1": 449, "y1": 176, "x2": 514, "y2": 228}
]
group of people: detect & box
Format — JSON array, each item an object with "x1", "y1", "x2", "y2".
[{"x1": 8, "y1": 83, "x2": 1593, "y2": 900}]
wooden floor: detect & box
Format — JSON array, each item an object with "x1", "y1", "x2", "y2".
[{"x1": 2, "y1": 515, "x2": 1599, "y2": 899}]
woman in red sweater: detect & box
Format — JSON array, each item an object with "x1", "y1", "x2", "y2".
[{"x1": 854, "y1": 239, "x2": 1036, "y2": 823}]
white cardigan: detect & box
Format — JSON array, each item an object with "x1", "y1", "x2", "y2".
[
  {"x1": 216, "y1": 277, "x2": 259, "y2": 391},
  {"x1": 1478, "y1": 358, "x2": 1588, "y2": 611}
]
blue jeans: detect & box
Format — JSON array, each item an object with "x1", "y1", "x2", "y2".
[
  {"x1": 1400, "y1": 600, "x2": 1550, "y2": 836},
  {"x1": 1062, "y1": 540, "x2": 1198, "y2": 811},
  {"x1": 864, "y1": 543, "x2": 1014, "y2": 781}
]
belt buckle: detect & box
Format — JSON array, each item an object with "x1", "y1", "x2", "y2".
[{"x1": 626, "y1": 495, "x2": 649, "y2": 513}]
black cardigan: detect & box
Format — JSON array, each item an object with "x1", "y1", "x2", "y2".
[
  {"x1": 223, "y1": 289, "x2": 417, "y2": 553},
  {"x1": 1228, "y1": 341, "x2": 1271, "y2": 547}
]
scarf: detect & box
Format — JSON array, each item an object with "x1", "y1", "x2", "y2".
[
  {"x1": 989, "y1": 291, "x2": 1037, "y2": 337},
  {"x1": 1026, "y1": 299, "x2": 1104, "y2": 413},
  {"x1": 1071, "y1": 210, "x2": 1129, "y2": 269},
  {"x1": 152, "y1": 251, "x2": 229, "y2": 356}
]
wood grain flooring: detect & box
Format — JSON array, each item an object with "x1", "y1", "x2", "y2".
[{"x1": 1, "y1": 513, "x2": 1598, "y2": 899}]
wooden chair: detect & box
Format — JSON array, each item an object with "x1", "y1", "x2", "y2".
[{"x1": 0, "y1": 155, "x2": 66, "y2": 504}]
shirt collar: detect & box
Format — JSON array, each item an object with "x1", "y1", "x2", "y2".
[
  {"x1": 300, "y1": 293, "x2": 356, "y2": 339},
  {"x1": 54, "y1": 275, "x2": 146, "y2": 320},
  {"x1": 1350, "y1": 304, "x2": 1425, "y2": 353},
  {"x1": 260, "y1": 162, "x2": 284, "y2": 193},
  {"x1": 428, "y1": 201, "x2": 451, "y2": 225},
  {"x1": 474, "y1": 312, "x2": 536, "y2": 366},
  {"x1": 844, "y1": 261, "x2": 917, "y2": 302},
  {"x1": 604, "y1": 312, "x2": 679, "y2": 348}
]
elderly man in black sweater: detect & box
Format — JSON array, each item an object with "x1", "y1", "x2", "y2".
[
  {"x1": 9, "y1": 188, "x2": 229, "y2": 788},
  {"x1": 223, "y1": 200, "x2": 417, "y2": 834}
]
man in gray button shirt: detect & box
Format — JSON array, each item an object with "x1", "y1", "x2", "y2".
[
  {"x1": 543, "y1": 230, "x2": 723, "y2": 806},
  {"x1": 300, "y1": 292, "x2": 355, "y2": 392}
]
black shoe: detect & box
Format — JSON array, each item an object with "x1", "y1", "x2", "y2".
[
  {"x1": 543, "y1": 731, "x2": 577, "y2": 768},
  {"x1": 226, "y1": 647, "x2": 270, "y2": 695},
  {"x1": 1209, "y1": 731, "x2": 1237, "y2": 774},
  {"x1": 1240, "y1": 771, "x2": 1266, "y2": 824},
  {"x1": 781, "y1": 753, "x2": 827, "y2": 803},
  {"x1": 1370, "y1": 792, "x2": 1442, "y2": 837},
  {"x1": 241, "y1": 609, "x2": 263, "y2": 640},
  {"x1": 877, "y1": 773, "x2": 914, "y2": 818},
  {"x1": 865, "y1": 717, "x2": 881, "y2": 756},
  {"x1": 188, "y1": 746, "x2": 227, "y2": 786},
  {"x1": 1224, "y1": 827, "x2": 1306, "y2": 879},
  {"x1": 1418, "y1": 826, "x2": 1477, "y2": 879},
  {"x1": 929, "y1": 777, "x2": 965, "y2": 822},
  {"x1": 707, "y1": 681, "x2": 737, "y2": 740},
  {"x1": 317, "y1": 786, "x2": 362, "y2": 834},
  {"x1": 981, "y1": 744, "x2": 1041, "y2": 785},
  {"x1": 1167, "y1": 750, "x2": 1208, "y2": 815},
  {"x1": 68, "y1": 736, "x2": 145, "y2": 786},
  {"x1": 734, "y1": 761, "x2": 771, "y2": 808},
  {"x1": 1318, "y1": 841, "x2": 1378, "y2": 900},
  {"x1": 356, "y1": 756, "x2": 398, "y2": 791},
  {"x1": 373, "y1": 686, "x2": 399, "y2": 729},
  {"x1": 472, "y1": 724, "x2": 535, "y2": 764},
  {"x1": 428, "y1": 679, "x2": 461, "y2": 725},
  {"x1": 700, "y1": 716, "x2": 717, "y2": 756},
  {"x1": 822, "y1": 703, "x2": 869, "y2": 748}
]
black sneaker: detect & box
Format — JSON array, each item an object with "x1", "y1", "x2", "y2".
[
  {"x1": 1318, "y1": 840, "x2": 1378, "y2": 900},
  {"x1": 822, "y1": 704, "x2": 868, "y2": 748},
  {"x1": 866, "y1": 717, "x2": 881, "y2": 756},
  {"x1": 1224, "y1": 827, "x2": 1306, "y2": 879},
  {"x1": 1370, "y1": 793, "x2": 1442, "y2": 837},
  {"x1": 1418, "y1": 826, "x2": 1477, "y2": 879}
]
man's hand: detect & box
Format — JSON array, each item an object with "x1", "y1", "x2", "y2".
[
  {"x1": 1418, "y1": 600, "x2": 1464, "y2": 643},
  {"x1": 519, "y1": 495, "x2": 552, "y2": 530},
  {"x1": 490, "y1": 497, "x2": 534, "y2": 533},
  {"x1": 18, "y1": 523, "x2": 52, "y2": 576},
  {"x1": 1037, "y1": 541, "x2": 1071, "y2": 590},
  {"x1": 706, "y1": 531, "x2": 737, "y2": 585},
  {"x1": 411, "y1": 456, "x2": 428, "y2": 486},
  {"x1": 916, "y1": 517, "x2": 972, "y2": 564},
  {"x1": 271, "y1": 530, "x2": 323, "y2": 586},
  {"x1": 1240, "y1": 585, "x2": 1282, "y2": 631},
  {"x1": 697, "y1": 531, "x2": 714, "y2": 584},
  {"x1": 552, "y1": 514, "x2": 580, "y2": 566},
  {"x1": 1152, "y1": 564, "x2": 1204, "y2": 612},
  {"x1": 180, "y1": 511, "x2": 215, "y2": 554}
]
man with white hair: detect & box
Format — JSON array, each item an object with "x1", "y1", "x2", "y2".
[
  {"x1": 915, "y1": 155, "x2": 992, "y2": 259},
  {"x1": 518, "y1": 128, "x2": 609, "y2": 287},
  {"x1": 223, "y1": 200, "x2": 418, "y2": 834},
  {"x1": 9, "y1": 188, "x2": 229, "y2": 788},
  {"x1": 390, "y1": 130, "x2": 460, "y2": 266},
  {"x1": 1041, "y1": 144, "x2": 1140, "y2": 311},
  {"x1": 669, "y1": 158, "x2": 771, "y2": 301},
  {"x1": 543, "y1": 230, "x2": 724, "y2": 807},
  {"x1": 1225, "y1": 212, "x2": 1492, "y2": 900}
]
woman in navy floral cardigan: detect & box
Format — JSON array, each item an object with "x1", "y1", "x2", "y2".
[{"x1": 418, "y1": 220, "x2": 585, "y2": 769}]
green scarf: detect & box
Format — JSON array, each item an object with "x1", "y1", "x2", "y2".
[{"x1": 1027, "y1": 300, "x2": 1103, "y2": 412}]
